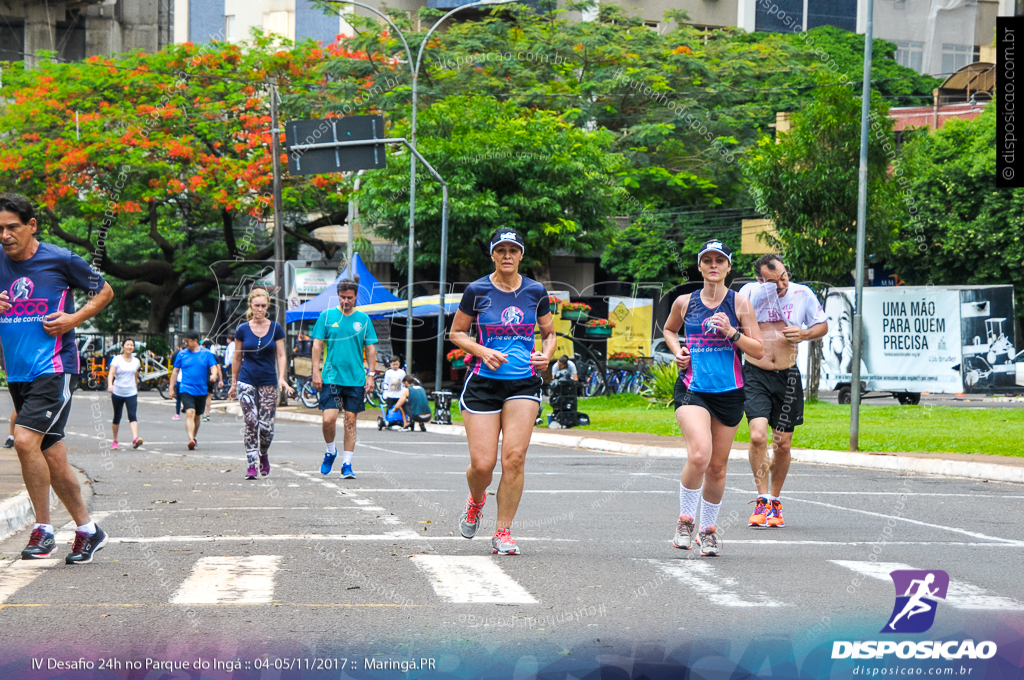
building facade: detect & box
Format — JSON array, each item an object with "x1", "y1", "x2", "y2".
[{"x1": 0, "y1": 0, "x2": 173, "y2": 67}]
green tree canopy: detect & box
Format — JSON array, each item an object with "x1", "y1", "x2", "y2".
[
  {"x1": 740, "y1": 83, "x2": 901, "y2": 284},
  {"x1": 0, "y1": 34, "x2": 370, "y2": 332},
  {"x1": 358, "y1": 95, "x2": 627, "y2": 280},
  {"x1": 888, "y1": 102, "x2": 1024, "y2": 319}
]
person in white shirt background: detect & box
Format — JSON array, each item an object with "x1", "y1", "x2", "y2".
[
  {"x1": 382, "y1": 355, "x2": 406, "y2": 424},
  {"x1": 223, "y1": 336, "x2": 236, "y2": 388},
  {"x1": 107, "y1": 338, "x2": 144, "y2": 450}
]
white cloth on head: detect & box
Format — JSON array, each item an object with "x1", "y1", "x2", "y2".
[{"x1": 739, "y1": 281, "x2": 827, "y2": 328}]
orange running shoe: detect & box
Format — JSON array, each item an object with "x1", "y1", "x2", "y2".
[
  {"x1": 766, "y1": 499, "x2": 785, "y2": 527},
  {"x1": 748, "y1": 497, "x2": 769, "y2": 527}
]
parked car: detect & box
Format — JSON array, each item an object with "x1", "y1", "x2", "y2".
[{"x1": 651, "y1": 339, "x2": 675, "y2": 365}]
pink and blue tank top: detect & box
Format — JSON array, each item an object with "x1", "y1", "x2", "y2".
[{"x1": 681, "y1": 289, "x2": 744, "y2": 393}]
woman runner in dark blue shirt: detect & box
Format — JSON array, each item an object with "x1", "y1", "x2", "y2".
[
  {"x1": 228, "y1": 288, "x2": 294, "y2": 480},
  {"x1": 449, "y1": 229, "x2": 557, "y2": 556}
]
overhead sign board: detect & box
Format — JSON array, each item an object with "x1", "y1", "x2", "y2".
[{"x1": 285, "y1": 115, "x2": 386, "y2": 175}]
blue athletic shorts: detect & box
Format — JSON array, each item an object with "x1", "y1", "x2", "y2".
[{"x1": 318, "y1": 384, "x2": 365, "y2": 413}]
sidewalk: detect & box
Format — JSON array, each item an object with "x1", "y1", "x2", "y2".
[
  {"x1": 219, "y1": 403, "x2": 1024, "y2": 485},
  {"x1": 0, "y1": 447, "x2": 66, "y2": 543}
]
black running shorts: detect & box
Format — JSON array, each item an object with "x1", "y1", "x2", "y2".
[
  {"x1": 742, "y1": 363, "x2": 804, "y2": 433},
  {"x1": 8, "y1": 373, "x2": 77, "y2": 451},
  {"x1": 459, "y1": 374, "x2": 543, "y2": 414},
  {"x1": 179, "y1": 392, "x2": 207, "y2": 416},
  {"x1": 673, "y1": 377, "x2": 745, "y2": 427}
]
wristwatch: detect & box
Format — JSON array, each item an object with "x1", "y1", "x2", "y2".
[{"x1": 730, "y1": 329, "x2": 742, "y2": 342}]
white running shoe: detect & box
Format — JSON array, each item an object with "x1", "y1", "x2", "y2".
[
  {"x1": 672, "y1": 515, "x2": 695, "y2": 550},
  {"x1": 697, "y1": 527, "x2": 721, "y2": 557}
]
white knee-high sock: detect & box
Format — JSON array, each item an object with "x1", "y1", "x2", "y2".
[
  {"x1": 679, "y1": 483, "x2": 701, "y2": 519},
  {"x1": 700, "y1": 497, "x2": 722, "y2": 532}
]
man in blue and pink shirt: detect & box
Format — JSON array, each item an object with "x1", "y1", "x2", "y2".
[{"x1": 0, "y1": 193, "x2": 114, "y2": 565}]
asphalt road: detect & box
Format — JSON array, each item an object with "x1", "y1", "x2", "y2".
[{"x1": 1, "y1": 394, "x2": 1022, "y2": 678}]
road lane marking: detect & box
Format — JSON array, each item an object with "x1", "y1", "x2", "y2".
[
  {"x1": 0, "y1": 560, "x2": 60, "y2": 604},
  {"x1": 645, "y1": 559, "x2": 788, "y2": 608},
  {"x1": 0, "y1": 602, "x2": 423, "y2": 609},
  {"x1": 171, "y1": 555, "x2": 282, "y2": 605},
  {"x1": 109, "y1": 533, "x2": 578, "y2": 544},
  {"x1": 411, "y1": 555, "x2": 538, "y2": 604},
  {"x1": 725, "y1": 487, "x2": 1024, "y2": 546},
  {"x1": 830, "y1": 561, "x2": 1024, "y2": 610}
]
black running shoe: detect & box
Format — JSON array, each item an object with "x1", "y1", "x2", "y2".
[
  {"x1": 65, "y1": 526, "x2": 108, "y2": 564},
  {"x1": 21, "y1": 526, "x2": 56, "y2": 559},
  {"x1": 3, "y1": 435, "x2": 14, "y2": 449}
]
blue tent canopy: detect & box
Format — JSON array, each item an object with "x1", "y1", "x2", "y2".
[
  {"x1": 386, "y1": 297, "x2": 462, "y2": 319},
  {"x1": 285, "y1": 253, "x2": 400, "y2": 324}
]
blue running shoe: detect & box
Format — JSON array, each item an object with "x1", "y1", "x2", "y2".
[
  {"x1": 341, "y1": 462, "x2": 355, "y2": 479},
  {"x1": 320, "y1": 451, "x2": 337, "y2": 475}
]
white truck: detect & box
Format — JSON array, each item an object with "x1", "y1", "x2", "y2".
[{"x1": 806, "y1": 284, "x2": 1020, "y2": 404}]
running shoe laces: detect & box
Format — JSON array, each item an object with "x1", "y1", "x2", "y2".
[
  {"x1": 749, "y1": 497, "x2": 768, "y2": 512},
  {"x1": 495, "y1": 528, "x2": 515, "y2": 544},
  {"x1": 466, "y1": 498, "x2": 485, "y2": 524},
  {"x1": 27, "y1": 526, "x2": 47, "y2": 547},
  {"x1": 70, "y1": 531, "x2": 88, "y2": 555}
]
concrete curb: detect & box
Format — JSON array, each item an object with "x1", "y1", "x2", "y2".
[
  {"x1": 0, "y1": 488, "x2": 58, "y2": 544},
  {"x1": 224, "y1": 404, "x2": 1024, "y2": 485}
]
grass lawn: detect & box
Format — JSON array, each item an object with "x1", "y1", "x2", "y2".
[{"x1": 451, "y1": 394, "x2": 1024, "y2": 457}]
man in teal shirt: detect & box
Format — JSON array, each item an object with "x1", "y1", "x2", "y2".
[{"x1": 311, "y1": 279, "x2": 378, "y2": 478}]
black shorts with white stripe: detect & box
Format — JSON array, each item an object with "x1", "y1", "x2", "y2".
[
  {"x1": 459, "y1": 374, "x2": 543, "y2": 415},
  {"x1": 8, "y1": 373, "x2": 77, "y2": 451}
]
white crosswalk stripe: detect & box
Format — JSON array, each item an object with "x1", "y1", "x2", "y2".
[
  {"x1": 0, "y1": 560, "x2": 60, "y2": 604},
  {"x1": 643, "y1": 559, "x2": 789, "y2": 607},
  {"x1": 171, "y1": 555, "x2": 282, "y2": 605},
  {"x1": 411, "y1": 555, "x2": 538, "y2": 604},
  {"x1": 0, "y1": 513, "x2": 115, "y2": 605},
  {"x1": 830, "y1": 560, "x2": 1024, "y2": 610}
]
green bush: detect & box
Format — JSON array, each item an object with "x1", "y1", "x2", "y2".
[{"x1": 647, "y1": 363, "x2": 680, "y2": 409}]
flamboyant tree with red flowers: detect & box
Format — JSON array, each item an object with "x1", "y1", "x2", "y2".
[{"x1": 0, "y1": 32, "x2": 401, "y2": 332}]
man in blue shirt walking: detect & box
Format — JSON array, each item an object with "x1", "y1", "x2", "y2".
[
  {"x1": 0, "y1": 193, "x2": 114, "y2": 565},
  {"x1": 169, "y1": 330, "x2": 222, "y2": 450}
]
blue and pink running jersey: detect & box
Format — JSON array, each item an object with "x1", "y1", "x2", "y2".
[
  {"x1": 0, "y1": 242, "x2": 106, "y2": 382},
  {"x1": 681, "y1": 289, "x2": 744, "y2": 393},
  {"x1": 458, "y1": 275, "x2": 551, "y2": 380}
]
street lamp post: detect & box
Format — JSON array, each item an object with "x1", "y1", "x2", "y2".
[
  {"x1": 850, "y1": 0, "x2": 874, "y2": 452},
  {"x1": 323, "y1": 0, "x2": 515, "y2": 384}
]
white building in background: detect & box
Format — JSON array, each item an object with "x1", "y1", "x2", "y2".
[
  {"x1": 1, "y1": 0, "x2": 1019, "y2": 78},
  {"x1": 172, "y1": 0, "x2": 356, "y2": 46}
]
